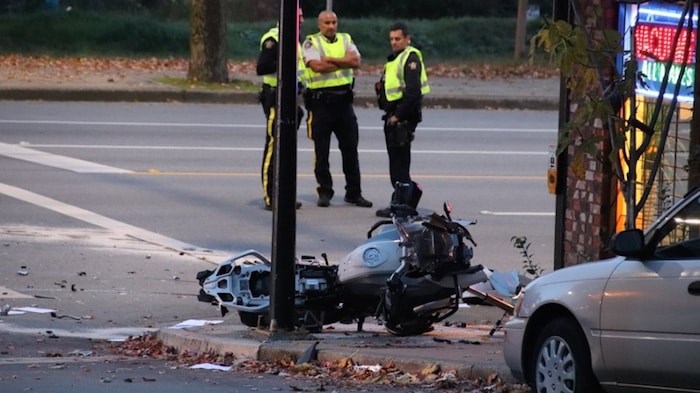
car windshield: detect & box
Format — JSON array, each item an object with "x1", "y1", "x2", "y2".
[{"x1": 652, "y1": 192, "x2": 700, "y2": 258}]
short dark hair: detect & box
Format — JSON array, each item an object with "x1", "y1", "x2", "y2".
[{"x1": 389, "y1": 22, "x2": 410, "y2": 37}]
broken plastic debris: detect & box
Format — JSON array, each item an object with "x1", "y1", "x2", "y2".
[
  {"x1": 189, "y1": 363, "x2": 232, "y2": 371},
  {"x1": 68, "y1": 350, "x2": 95, "y2": 357},
  {"x1": 17, "y1": 270, "x2": 29, "y2": 276},
  {"x1": 51, "y1": 312, "x2": 82, "y2": 320},
  {"x1": 169, "y1": 319, "x2": 223, "y2": 329}
]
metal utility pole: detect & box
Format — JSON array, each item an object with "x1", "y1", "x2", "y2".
[
  {"x1": 514, "y1": 0, "x2": 528, "y2": 60},
  {"x1": 269, "y1": 0, "x2": 299, "y2": 332},
  {"x1": 552, "y1": 0, "x2": 570, "y2": 270},
  {"x1": 689, "y1": 0, "x2": 700, "y2": 191},
  {"x1": 326, "y1": 0, "x2": 333, "y2": 10}
]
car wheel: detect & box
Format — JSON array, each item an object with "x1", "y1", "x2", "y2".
[{"x1": 530, "y1": 317, "x2": 601, "y2": 393}]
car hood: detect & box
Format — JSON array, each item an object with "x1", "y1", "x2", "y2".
[{"x1": 526, "y1": 256, "x2": 625, "y2": 288}]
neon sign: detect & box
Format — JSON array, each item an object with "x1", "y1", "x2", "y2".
[
  {"x1": 634, "y1": 24, "x2": 696, "y2": 65},
  {"x1": 625, "y1": 1, "x2": 697, "y2": 102}
]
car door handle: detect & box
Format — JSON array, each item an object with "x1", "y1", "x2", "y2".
[{"x1": 688, "y1": 281, "x2": 700, "y2": 296}]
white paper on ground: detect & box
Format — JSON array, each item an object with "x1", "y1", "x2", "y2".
[
  {"x1": 189, "y1": 363, "x2": 232, "y2": 371},
  {"x1": 12, "y1": 307, "x2": 56, "y2": 314},
  {"x1": 169, "y1": 319, "x2": 224, "y2": 329}
]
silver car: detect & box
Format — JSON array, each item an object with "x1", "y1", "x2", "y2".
[{"x1": 504, "y1": 188, "x2": 700, "y2": 393}]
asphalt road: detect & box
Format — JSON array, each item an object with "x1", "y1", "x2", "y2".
[
  {"x1": 0, "y1": 101, "x2": 550, "y2": 392},
  {"x1": 0, "y1": 101, "x2": 557, "y2": 273}
]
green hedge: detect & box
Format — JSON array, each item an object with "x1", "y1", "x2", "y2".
[{"x1": 0, "y1": 11, "x2": 545, "y2": 61}]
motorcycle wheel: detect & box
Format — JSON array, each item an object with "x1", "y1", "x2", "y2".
[
  {"x1": 238, "y1": 311, "x2": 268, "y2": 329},
  {"x1": 385, "y1": 318, "x2": 434, "y2": 336}
]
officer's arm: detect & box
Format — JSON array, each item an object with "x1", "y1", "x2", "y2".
[
  {"x1": 306, "y1": 58, "x2": 340, "y2": 73},
  {"x1": 325, "y1": 50, "x2": 360, "y2": 69},
  {"x1": 394, "y1": 52, "x2": 422, "y2": 120},
  {"x1": 256, "y1": 38, "x2": 278, "y2": 76}
]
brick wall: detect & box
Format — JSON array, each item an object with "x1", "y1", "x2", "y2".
[{"x1": 562, "y1": 0, "x2": 618, "y2": 266}]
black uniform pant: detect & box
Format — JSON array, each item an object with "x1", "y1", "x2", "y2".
[
  {"x1": 384, "y1": 120, "x2": 417, "y2": 190},
  {"x1": 306, "y1": 91, "x2": 363, "y2": 200},
  {"x1": 260, "y1": 85, "x2": 302, "y2": 206}
]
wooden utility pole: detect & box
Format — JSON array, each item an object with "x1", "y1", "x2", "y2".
[{"x1": 514, "y1": 0, "x2": 528, "y2": 60}]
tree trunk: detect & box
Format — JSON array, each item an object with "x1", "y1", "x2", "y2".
[{"x1": 188, "y1": 0, "x2": 228, "y2": 83}]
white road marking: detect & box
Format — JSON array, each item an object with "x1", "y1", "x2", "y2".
[
  {"x1": 0, "y1": 286, "x2": 33, "y2": 299},
  {"x1": 480, "y1": 210, "x2": 554, "y2": 216},
  {"x1": 0, "y1": 119, "x2": 556, "y2": 133},
  {"x1": 0, "y1": 142, "x2": 132, "y2": 173},
  {"x1": 11, "y1": 143, "x2": 548, "y2": 156},
  {"x1": 0, "y1": 183, "x2": 217, "y2": 256}
]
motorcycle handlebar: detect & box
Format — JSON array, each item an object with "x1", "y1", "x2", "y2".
[{"x1": 367, "y1": 219, "x2": 393, "y2": 238}]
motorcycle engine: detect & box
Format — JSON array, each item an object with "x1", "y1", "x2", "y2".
[{"x1": 414, "y1": 220, "x2": 473, "y2": 276}]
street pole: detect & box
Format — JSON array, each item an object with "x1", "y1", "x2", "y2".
[
  {"x1": 689, "y1": 0, "x2": 700, "y2": 190},
  {"x1": 326, "y1": 0, "x2": 333, "y2": 11},
  {"x1": 552, "y1": 0, "x2": 569, "y2": 271},
  {"x1": 269, "y1": 0, "x2": 299, "y2": 332}
]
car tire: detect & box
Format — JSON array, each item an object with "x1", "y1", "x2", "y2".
[{"x1": 530, "y1": 317, "x2": 602, "y2": 393}]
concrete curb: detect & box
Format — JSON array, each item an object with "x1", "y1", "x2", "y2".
[
  {"x1": 156, "y1": 325, "x2": 517, "y2": 384},
  {"x1": 0, "y1": 87, "x2": 558, "y2": 111},
  {"x1": 157, "y1": 327, "x2": 262, "y2": 359}
]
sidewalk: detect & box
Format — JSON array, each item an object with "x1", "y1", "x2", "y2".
[{"x1": 0, "y1": 60, "x2": 560, "y2": 110}]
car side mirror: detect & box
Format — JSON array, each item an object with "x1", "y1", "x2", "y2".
[{"x1": 610, "y1": 229, "x2": 645, "y2": 257}]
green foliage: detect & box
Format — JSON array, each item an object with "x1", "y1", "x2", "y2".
[
  {"x1": 511, "y1": 236, "x2": 544, "y2": 278},
  {"x1": 0, "y1": 11, "x2": 545, "y2": 61},
  {"x1": 0, "y1": 11, "x2": 189, "y2": 56},
  {"x1": 4, "y1": 0, "x2": 553, "y2": 21},
  {"x1": 530, "y1": 17, "x2": 625, "y2": 156},
  {"x1": 305, "y1": 0, "x2": 553, "y2": 19}
]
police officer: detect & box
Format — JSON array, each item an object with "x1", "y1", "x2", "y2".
[
  {"x1": 256, "y1": 8, "x2": 306, "y2": 211},
  {"x1": 302, "y1": 10, "x2": 372, "y2": 208},
  {"x1": 375, "y1": 22, "x2": 430, "y2": 218}
]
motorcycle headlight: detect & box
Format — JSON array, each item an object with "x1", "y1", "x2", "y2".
[{"x1": 362, "y1": 247, "x2": 386, "y2": 267}]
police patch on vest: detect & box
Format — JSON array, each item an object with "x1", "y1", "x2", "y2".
[
  {"x1": 408, "y1": 61, "x2": 418, "y2": 70},
  {"x1": 303, "y1": 40, "x2": 312, "y2": 48}
]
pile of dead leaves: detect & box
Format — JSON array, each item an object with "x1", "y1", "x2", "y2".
[
  {"x1": 112, "y1": 334, "x2": 531, "y2": 392},
  {"x1": 0, "y1": 54, "x2": 557, "y2": 81}
]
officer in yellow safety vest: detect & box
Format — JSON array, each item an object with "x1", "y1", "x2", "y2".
[
  {"x1": 301, "y1": 10, "x2": 372, "y2": 209},
  {"x1": 256, "y1": 8, "x2": 306, "y2": 211},
  {"x1": 375, "y1": 22, "x2": 430, "y2": 218}
]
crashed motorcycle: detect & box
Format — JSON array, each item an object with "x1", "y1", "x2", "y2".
[{"x1": 197, "y1": 182, "x2": 517, "y2": 336}]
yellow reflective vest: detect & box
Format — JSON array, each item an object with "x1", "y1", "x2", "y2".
[
  {"x1": 383, "y1": 46, "x2": 430, "y2": 102},
  {"x1": 303, "y1": 32, "x2": 354, "y2": 89},
  {"x1": 259, "y1": 26, "x2": 306, "y2": 87}
]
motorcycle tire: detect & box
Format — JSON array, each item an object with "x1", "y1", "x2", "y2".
[
  {"x1": 239, "y1": 311, "x2": 268, "y2": 329},
  {"x1": 385, "y1": 318, "x2": 434, "y2": 336}
]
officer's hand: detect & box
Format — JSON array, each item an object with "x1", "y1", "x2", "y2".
[{"x1": 389, "y1": 115, "x2": 399, "y2": 125}]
